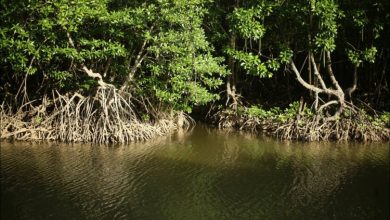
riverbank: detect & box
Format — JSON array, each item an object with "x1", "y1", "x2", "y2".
[
  {"x1": 0, "y1": 89, "x2": 193, "y2": 143},
  {"x1": 2, "y1": 96, "x2": 389, "y2": 143},
  {"x1": 213, "y1": 103, "x2": 390, "y2": 142}
]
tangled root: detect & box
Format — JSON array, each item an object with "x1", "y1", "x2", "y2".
[
  {"x1": 1, "y1": 88, "x2": 192, "y2": 143},
  {"x1": 215, "y1": 109, "x2": 390, "y2": 142},
  {"x1": 272, "y1": 116, "x2": 389, "y2": 142}
]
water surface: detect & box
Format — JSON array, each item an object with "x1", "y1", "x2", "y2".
[{"x1": 1, "y1": 125, "x2": 389, "y2": 219}]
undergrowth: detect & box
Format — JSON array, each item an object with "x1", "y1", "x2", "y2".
[{"x1": 215, "y1": 101, "x2": 390, "y2": 142}]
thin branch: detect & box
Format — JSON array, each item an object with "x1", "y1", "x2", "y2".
[{"x1": 120, "y1": 25, "x2": 154, "y2": 91}]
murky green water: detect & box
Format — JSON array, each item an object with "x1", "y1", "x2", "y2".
[{"x1": 1, "y1": 125, "x2": 389, "y2": 219}]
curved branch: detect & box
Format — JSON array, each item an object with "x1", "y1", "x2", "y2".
[
  {"x1": 66, "y1": 32, "x2": 115, "y2": 89},
  {"x1": 289, "y1": 60, "x2": 324, "y2": 94},
  {"x1": 317, "y1": 100, "x2": 339, "y2": 114},
  {"x1": 81, "y1": 65, "x2": 114, "y2": 89}
]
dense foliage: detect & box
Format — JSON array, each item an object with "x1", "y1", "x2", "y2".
[{"x1": 0, "y1": 0, "x2": 227, "y2": 113}]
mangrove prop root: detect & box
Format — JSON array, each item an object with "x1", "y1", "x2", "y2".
[
  {"x1": 214, "y1": 109, "x2": 390, "y2": 142},
  {"x1": 1, "y1": 88, "x2": 191, "y2": 143}
]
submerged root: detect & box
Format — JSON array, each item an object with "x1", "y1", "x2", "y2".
[
  {"x1": 271, "y1": 116, "x2": 389, "y2": 142},
  {"x1": 1, "y1": 88, "x2": 192, "y2": 143},
  {"x1": 214, "y1": 109, "x2": 390, "y2": 142}
]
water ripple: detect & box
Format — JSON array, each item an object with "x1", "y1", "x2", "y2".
[{"x1": 1, "y1": 132, "x2": 389, "y2": 219}]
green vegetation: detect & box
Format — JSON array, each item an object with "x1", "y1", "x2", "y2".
[{"x1": 1, "y1": 0, "x2": 389, "y2": 142}]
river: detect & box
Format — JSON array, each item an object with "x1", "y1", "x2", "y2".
[{"x1": 1, "y1": 125, "x2": 389, "y2": 219}]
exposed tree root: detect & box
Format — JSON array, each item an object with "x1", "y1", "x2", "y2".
[
  {"x1": 1, "y1": 88, "x2": 193, "y2": 143},
  {"x1": 214, "y1": 108, "x2": 390, "y2": 142}
]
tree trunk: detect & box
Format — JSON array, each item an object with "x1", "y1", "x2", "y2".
[
  {"x1": 226, "y1": 34, "x2": 238, "y2": 110},
  {"x1": 290, "y1": 52, "x2": 346, "y2": 118},
  {"x1": 325, "y1": 51, "x2": 345, "y2": 114},
  {"x1": 307, "y1": 8, "x2": 313, "y2": 98},
  {"x1": 346, "y1": 66, "x2": 358, "y2": 102}
]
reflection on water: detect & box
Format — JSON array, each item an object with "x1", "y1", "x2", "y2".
[{"x1": 1, "y1": 125, "x2": 389, "y2": 219}]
